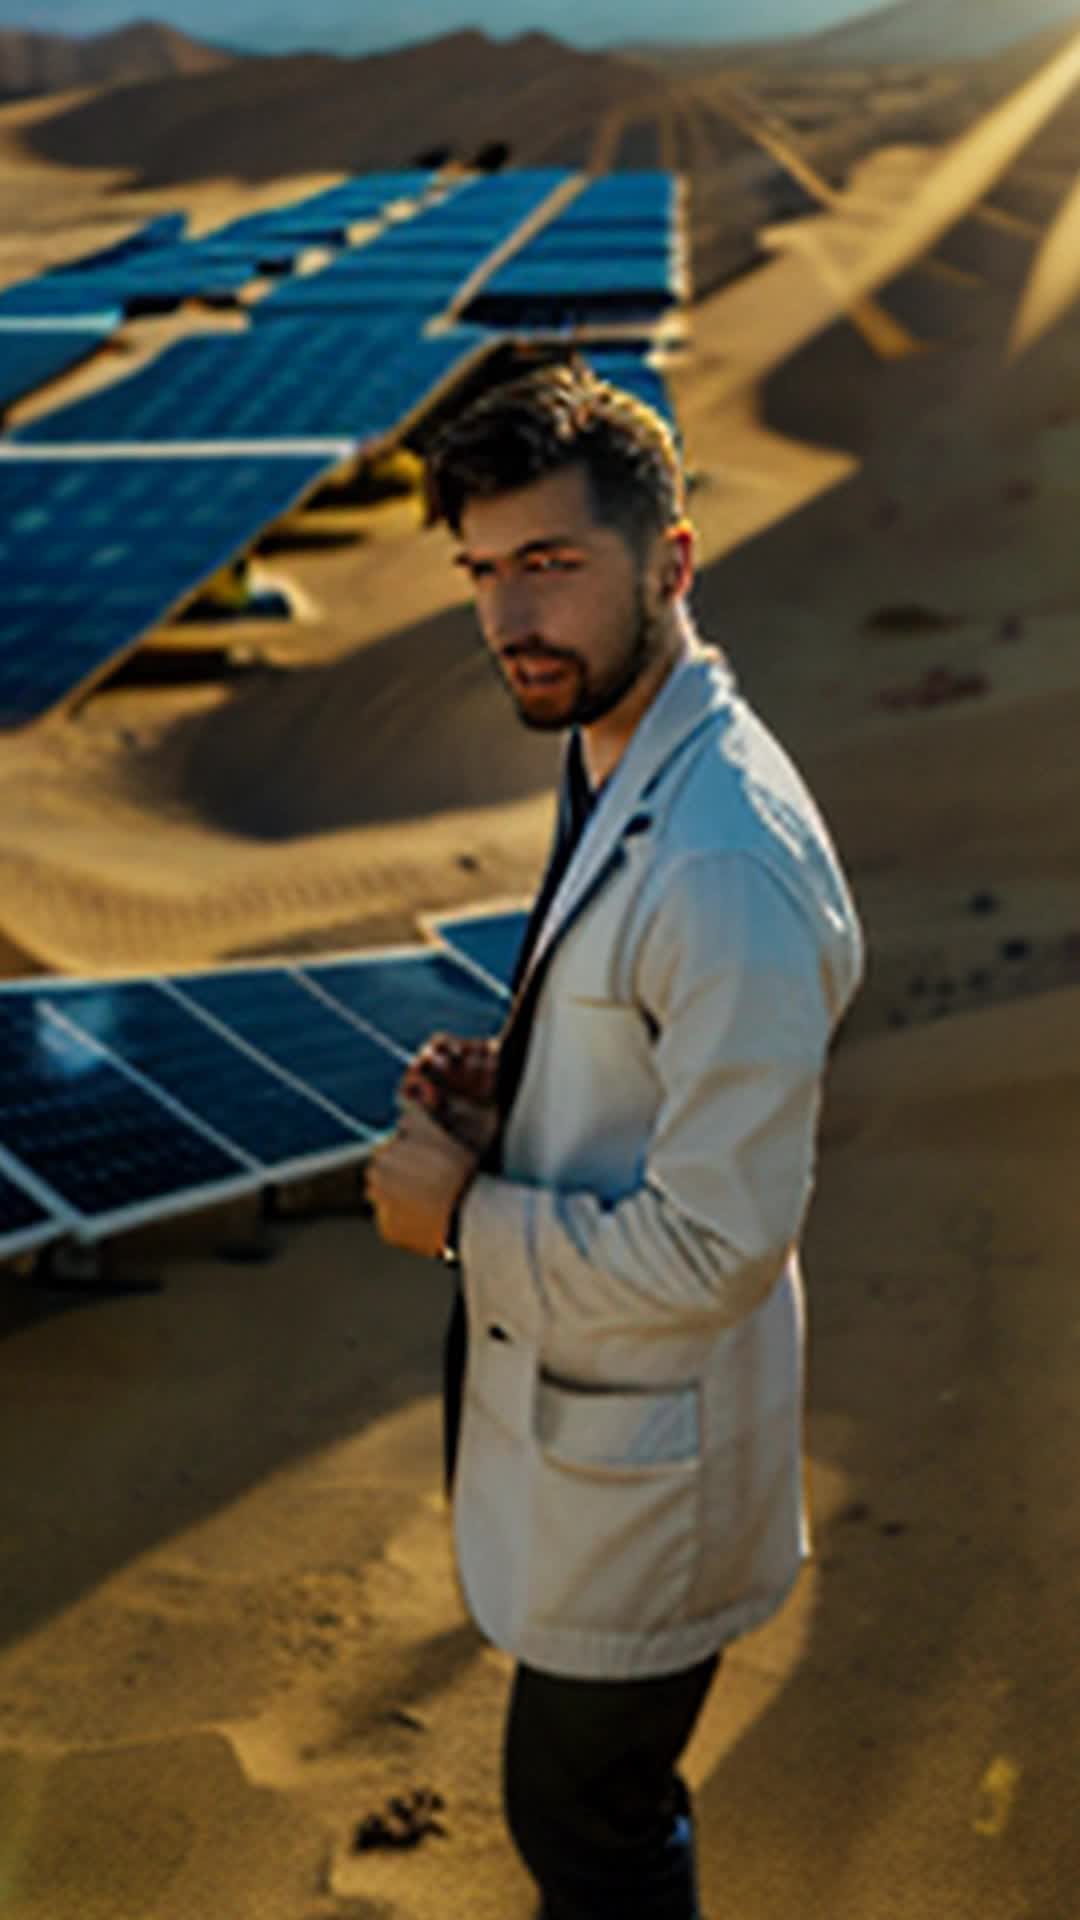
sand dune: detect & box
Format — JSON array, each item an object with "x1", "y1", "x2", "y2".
[
  {"x1": 2, "y1": 986, "x2": 1077, "y2": 1919},
  {"x1": 16, "y1": 33, "x2": 651, "y2": 187}
]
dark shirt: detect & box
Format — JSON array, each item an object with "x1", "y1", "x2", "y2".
[
  {"x1": 443, "y1": 731, "x2": 599, "y2": 1490},
  {"x1": 493, "y1": 730, "x2": 599, "y2": 1126}
]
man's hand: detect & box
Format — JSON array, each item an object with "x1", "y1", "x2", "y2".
[
  {"x1": 399, "y1": 1032, "x2": 500, "y2": 1158},
  {"x1": 366, "y1": 1101, "x2": 479, "y2": 1260},
  {"x1": 401, "y1": 1033, "x2": 499, "y2": 1109}
]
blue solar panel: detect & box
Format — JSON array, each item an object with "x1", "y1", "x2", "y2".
[
  {"x1": 0, "y1": 994, "x2": 253, "y2": 1232},
  {"x1": 424, "y1": 909, "x2": 529, "y2": 993},
  {"x1": 54, "y1": 213, "x2": 188, "y2": 274},
  {"x1": 255, "y1": 272, "x2": 464, "y2": 319},
  {"x1": 0, "y1": 448, "x2": 342, "y2": 728},
  {"x1": 169, "y1": 970, "x2": 400, "y2": 1135},
  {"x1": 0, "y1": 323, "x2": 114, "y2": 414},
  {"x1": 302, "y1": 949, "x2": 507, "y2": 1058},
  {"x1": 47, "y1": 980, "x2": 364, "y2": 1170},
  {"x1": 255, "y1": 171, "x2": 569, "y2": 321},
  {"x1": 464, "y1": 171, "x2": 680, "y2": 325},
  {"x1": 519, "y1": 234, "x2": 674, "y2": 260},
  {"x1": 21, "y1": 321, "x2": 495, "y2": 446},
  {"x1": 0, "y1": 249, "x2": 252, "y2": 320},
  {"x1": 558, "y1": 174, "x2": 676, "y2": 224},
  {"x1": 197, "y1": 232, "x2": 332, "y2": 270},
  {"x1": 479, "y1": 257, "x2": 677, "y2": 302},
  {"x1": 0, "y1": 1162, "x2": 62, "y2": 1260},
  {"x1": 204, "y1": 172, "x2": 435, "y2": 250}
]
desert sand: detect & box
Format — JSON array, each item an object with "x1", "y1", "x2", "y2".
[{"x1": 1, "y1": 26, "x2": 1080, "y2": 1920}]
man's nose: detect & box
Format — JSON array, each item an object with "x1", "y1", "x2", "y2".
[{"x1": 486, "y1": 575, "x2": 538, "y2": 650}]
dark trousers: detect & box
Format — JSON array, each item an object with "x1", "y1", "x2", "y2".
[{"x1": 502, "y1": 1653, "x2": 720, "y2": 1920}]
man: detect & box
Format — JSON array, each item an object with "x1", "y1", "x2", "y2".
[{"x1": 367, "y1": 360, "x2": 864, "y2": 1920}]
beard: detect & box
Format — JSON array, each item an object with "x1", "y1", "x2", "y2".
[{"x1": 500, "y1": 581, "x2": 667, "y2": 733}]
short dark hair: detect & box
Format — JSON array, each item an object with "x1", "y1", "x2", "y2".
[{"x1": 424, "y1": 355, "x2": 685, "y2": 556}]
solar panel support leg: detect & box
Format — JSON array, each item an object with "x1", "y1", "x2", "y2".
[{"x1": 31, "y1": 1237, "x2": 164, "y2": 1297}]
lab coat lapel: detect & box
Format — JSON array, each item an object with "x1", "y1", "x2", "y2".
[{"x1": 516, "y1": 649, "x2": 734, "y2": 1002}]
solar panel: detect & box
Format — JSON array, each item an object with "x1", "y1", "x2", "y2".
[
  {"x1": 301, "y1": 948, "x2": 508, "y2": 1058},
  {"x1": 202, "y1": 172, "x2": 436, "y2": 251},
  {"x1": 0, "y1": 322, "x2": 114, "y2": 415},
  {"x1": 20, "y1": 321, "x2": 497, "y2": 447},
  {"x1": 0, "y1": 994, "x2": 256, "y2": 1236},
  {"x1": 54, "y1": 213, "x2": 188, "y2": 274},
  {"x1": 0, "y1": 447, "x2": 346, "y2": 728},
  {"x1": 557, "y1": 174, "x2": 676, "y2": 224},
  {"x1": 168, "y1": 969, "x2": 401, "y2": 1135},
  {"x1": 255, "y1": 171, "x2": 569, "y2": 321},
  {"x1": 420, "y1": 907, "x2": 529, "y2": 994},
  {"x1": 45, "y1": 978, "x2": 366, "y2": 1173},
  {"x1": 516, "y1": 233, "x2": 675, "y2": 260},
  {"x1": 0, "y1": 1161, "x2": 63, "y2": 1261},
  {"x1": 0, "y1": 932, "x2": 514, "y2": 1252},
  {"x1": 471, "y1": 255, "x2": 678, "y2": 313},
  {"x1": 462, "y1": 170, "x2": 681, "y2": 326},
  {"x1": 255, "y1": 273, "x2": 463, "y2": 319},
  {"x1": 0, "y1": 249, "x2": 252, "y2": 320}
]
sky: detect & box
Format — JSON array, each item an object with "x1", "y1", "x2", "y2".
[{"x1": 0, "y1": 0, "x2": 902, "y2": 55}]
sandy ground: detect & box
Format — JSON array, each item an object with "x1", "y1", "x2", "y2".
[{"x1": 2, "y1": 47, "x2": 1080, "y2": 1920}]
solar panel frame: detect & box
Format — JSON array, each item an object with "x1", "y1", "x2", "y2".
[{"x1": 0, "y1": 1152, "x2": 68, "y2": 1262}]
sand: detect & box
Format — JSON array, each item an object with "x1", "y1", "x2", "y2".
[{"x1": 2, "y1": 32, "x2": 1080, "y2": 1920}]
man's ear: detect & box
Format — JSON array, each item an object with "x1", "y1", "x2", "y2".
[{"x1": 661, "y1": 519, "x2": 695, "y2": 599}]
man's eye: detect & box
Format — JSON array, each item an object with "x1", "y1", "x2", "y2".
[{"x1": 526, "y1": 553, "x2": 579, "y2": 573}]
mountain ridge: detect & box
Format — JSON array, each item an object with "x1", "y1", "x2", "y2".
[{"x1": 0, "y1": 17, "x2": 235, "y2": 97}]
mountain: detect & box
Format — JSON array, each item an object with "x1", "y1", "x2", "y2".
[
  {"x1": 0, "y1": 18, "x2": 234, "y2": 98},
  {"x1": 20, "y1": 29, "x2": 651, "y2": 185},
  {"x1": 791, "y1": 0, "x2": 1080, "y2": 64}
]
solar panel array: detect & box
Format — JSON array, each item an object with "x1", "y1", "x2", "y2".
[
  {"x1": 464, "y1": 171, "x2": 681, "y2": 328},
  {"x1": 255, "y1": 170, "x2": 570, "y2": 320},
  {"x1": 0, "y1": 447, "x2": 348, "y2": 727},
  {"x1": 0, "y1": 187, "x2": 430, "y2": 322},
  {"x1": 0, "y1": 169, "x2": 682, "y2": 727},
  {"x1": 18, "y1": 320, "x2": 499, "y2": 448},
  {"x1": 0, "y1": 321, "x2": 116, "y2": 416},
  {"x1": 0, "y1": 939, "x2": 509, "y2": 1259}
]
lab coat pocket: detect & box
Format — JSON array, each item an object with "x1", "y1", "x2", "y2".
[{"x1": 527, "y1": 1375, "x2": 702, "y2": 1633}]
